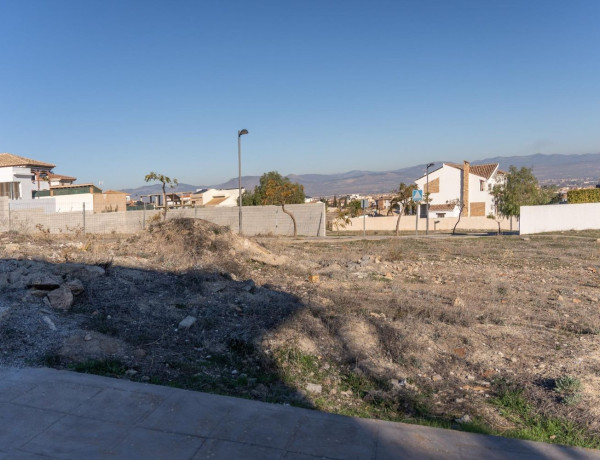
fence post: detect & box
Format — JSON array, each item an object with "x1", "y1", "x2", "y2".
[
  {"x1": 82, "y1": 203, "x2": 86, "y2": 236},
  {"x1": 143, "y1": 202, "x2": 146, "y2": 230},
  {"x1": 194, "y1": 205, "x2": 197, "y2": 219},
  {"x1": 7, "y1": 202, "x2": 11, "y2": 233}
]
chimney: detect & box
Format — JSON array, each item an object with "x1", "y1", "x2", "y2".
[{"x1": 462, "y1": 161, "x2": 470, "y2": 216}]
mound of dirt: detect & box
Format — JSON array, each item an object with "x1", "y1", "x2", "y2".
[{"x1": 143, "y1": 218, "x2": 289, "y2": 272}]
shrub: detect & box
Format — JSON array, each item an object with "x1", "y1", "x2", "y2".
[{"x1": 567, "y1": 189, "x2": 600, "y2": 204}]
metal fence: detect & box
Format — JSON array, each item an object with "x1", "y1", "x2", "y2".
[{"x1": 0, "y1": 198, "x2": 326, "y2": 237}]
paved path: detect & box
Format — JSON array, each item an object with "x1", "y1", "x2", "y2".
[{"x1": 0, "y1": 367, "x2": 598, "y2": 459}]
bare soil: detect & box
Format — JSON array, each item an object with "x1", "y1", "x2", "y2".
[{"x1": 1, "y1": 220, "x2": 599, "y2": 447}]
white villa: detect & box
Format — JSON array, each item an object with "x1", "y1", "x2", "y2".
[
  {"x1": 0, "y1": 153, "x2": 55, "y2": 200},
  {"x1": 415, "y1": 161, "x2": 506, "y2": 218}
]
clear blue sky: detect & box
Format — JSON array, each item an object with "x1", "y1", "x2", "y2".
[{"x1": 1, "y1": 0, "x2": 599, "y2": 189}]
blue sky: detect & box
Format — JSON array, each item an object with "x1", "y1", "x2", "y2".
[{"x1": 1, "y1": 0, "x2": 599, "y2": 189}]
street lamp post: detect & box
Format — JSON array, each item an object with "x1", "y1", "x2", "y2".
[
  {"x1": 238, "y1": 129, "x2": 249, "y2": 235},
  {"x1": 425, "y1": 162, "x2": 434, "y2": 236}
]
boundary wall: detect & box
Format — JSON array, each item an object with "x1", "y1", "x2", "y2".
[
  {"x1": 346, "y1": 214, "x2": 516, "y2": 233},
  {"x1": 520, "y1": 203, "x2": 600, "y2": 235},
  {"x1": 0, "y1": 198, "x2": 326, "y2": 237}
]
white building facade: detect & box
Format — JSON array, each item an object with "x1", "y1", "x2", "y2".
[{"x1": 415, "y1": 161, "x2": 505, "y2": 218}]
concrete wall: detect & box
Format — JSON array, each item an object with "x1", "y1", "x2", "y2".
[
  {"x1": 0, "y1": 196, "x2": 7, "y2": 232},
  {"x1": 346, "y1": 214, "x2": 515, "y2": 232},
  {"x1": 0, "y1": 202, "x2": 326, "y2": 237},
  {"x1": 93, "y1": 193, "x2": 127, "y2": 213},
  {"x1": 520, "y1": 203, "x2": 600, "y2": 235}
]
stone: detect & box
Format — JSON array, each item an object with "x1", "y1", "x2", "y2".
[
  {"x1": 241, "y1": 280, "x2": 255, "y2": 292},
  {"x1": 453, "y1": 297, "x2": 465, "y2": 308},
  {"x1": 47, "y1": 286, "x2": 74, "y2": 310},
  {"x1": 453, "y1": 347, "x2": 467, "y2": 358},
  {"x1": 455, "y1": 414, "x2": 471, "y2": 424},
  {"x1": 27, "y1": 275, "x2": 62, "y2": 290},
  {"x1": 573, "y1": 298, "x2": 581, "y2": 304},
  {"x1": 125, "y1": 369, "x2": 138, "y2": 377},
  {"x1": 557, "y1": 295, "x2": 564, "y2": 302},
  {"x1": 84, "y1": 334, "x2": 92, "y2": 341},
  {"x1": 178, "y1": 316, "x2": 197, "y2": 330},
  {"x1": 42, "y1": 316, "x2": 57, "y2": 331},
  {"x1": 308, "y1": 274, "x2": 320, "y2": 283},
  {"x1": 432, "y1": 374, "x2": 443, "y2": 382},
  {"x1": 383, "y1": 273, "x2": 393, "y2": 280},
  {"x1": 64, "y1": 279, "x2": 85, "y2": 295},
  {"x1": 306, "y1": 383, "x2": 322, "y2": 394}
]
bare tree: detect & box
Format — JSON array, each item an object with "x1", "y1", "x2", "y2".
[
  {"x1": 389, "y1": 183, "x2": 417, "y2": 236},
  {"x1": 144, "y1": 172, "x2": 179, "y2": 220}
]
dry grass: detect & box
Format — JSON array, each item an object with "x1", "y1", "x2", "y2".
[{"x1": 2, "y1": 222, "x2": 600, "y2": 448}]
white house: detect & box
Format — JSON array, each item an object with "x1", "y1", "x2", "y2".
[
  {"x1": 190, "y1": 188, "x2": 244, "y2": 207},
  {"x1": 415, "y1": 161, "x2": 505, "y2": 218},
  {"x1": 0, "y1": 153, "x2": 55, "y2": 200}
]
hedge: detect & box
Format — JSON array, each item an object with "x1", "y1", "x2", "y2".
[{"x1": 568, "y1": 188, "x2": 600, "y2": 204}]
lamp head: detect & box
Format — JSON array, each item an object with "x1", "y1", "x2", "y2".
[
  {"x1": 426, "y1": 162, "x2": 434, "y2": 169},
  {"x1": 238, "y1": 129, "x2": 249, "y2": 137}
]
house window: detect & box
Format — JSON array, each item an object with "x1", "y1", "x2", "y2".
[
  {"x1": 0, "y1": 182, "x2": 20, "y2": 199},
  {"x1": 480, "y1": 180, "x2": 485, "y2": 191},
  {"x1": 436, "y1": 213, "x2": 446, "y2": 218}
]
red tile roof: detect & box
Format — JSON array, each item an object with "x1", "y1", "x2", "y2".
[
  {"x1": 446, "y1": 162, "x2": 499, "y2": 179},
  {"x1": 429, "y1": 203, "x2": 457, "y2": 212},
  {"x1": 0, "y1": 153, "x2": 55, "y2": 168}
]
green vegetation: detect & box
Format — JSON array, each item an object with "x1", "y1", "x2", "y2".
[
  {"x1": 492, "y1": 166, "x2": 557, "y2": 218},
  {"x1": 389, "y1": 182, "x2": 417, "y2": 236},
  {"x1": 242, "y1": 171, "x2": 305, "y2": 236},
  {"x1": 70, "y1": 359, "x2": 127, "y2": 377},
  {"x1": 144, "y1": 171, "x2": 179, "y2": 219},
  {"x1": 568, "y1": 188, "x2": 600, "y2": 204},
  {"x1": 554, "y1": 376, "x2": 582, "y2": 405},
  {"x1": 491, "y1": 382, "x2": 599, "y2": 449}
]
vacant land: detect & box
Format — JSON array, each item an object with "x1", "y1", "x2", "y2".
[{"x1": 1, "y1": 220, "x2": 599, "y2": 448}]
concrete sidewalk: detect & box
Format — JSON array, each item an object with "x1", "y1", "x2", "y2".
[{"x1": 0, "y1": 367, "x2": 597, "y2": 459}]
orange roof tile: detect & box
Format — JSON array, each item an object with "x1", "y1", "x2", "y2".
[
  {"x1": 204, "y1": 196, "x2": 229, "y2": 206},
  {"x1": 446, "y1": 162, "x2": 499, "y2": 179},
  {"x1": 0, "y1": 153, "x2": 55, "y2": 168},
  {"x1": 429, "y1": 203, "x2": 457, "y2": 212},
  {"x1": 48, "y1": 173, "x2": 76, "y2": 181}
]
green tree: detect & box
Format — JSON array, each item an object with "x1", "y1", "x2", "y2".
[
  {"x1": 388, "y1": 183, "x2": 417, "y2": 236},
  {"x1": 244, "y1": 171, "x2": 305, "y2": 207},
  {"x1": 491, "y1": 166, "x2": 549, "y2": 221},
  {"x1": 347, "y1": 199, "x2": 362, "y2": 218},
  {"x1": 245, "y1": 171, "x2": 305, "y2": 236},
  {"x1": 144, "y1": 172, "x2": 179, "y2": 219}
]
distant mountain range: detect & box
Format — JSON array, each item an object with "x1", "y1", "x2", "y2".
[{"x1": 123, "y1": 152, "x2": 600, "y2": 198}]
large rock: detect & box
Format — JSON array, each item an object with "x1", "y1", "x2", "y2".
[
  {"x1": 27, "y1": 274, "x2": 62, "y2": 290},
  {"x1": 47, "y1": 286, "x2": 74, "y2": 310},
  {"x1": 64, "y1": 279, "x2": 85, "y2": 295}
]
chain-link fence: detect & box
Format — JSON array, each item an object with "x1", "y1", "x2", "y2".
[{"x1": 0, "y1": 198, "x2": 326, "y2": 237}]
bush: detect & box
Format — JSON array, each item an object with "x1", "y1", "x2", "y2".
[{"x1": 567, "y1": 189, "x2": 600, "y2": 204}]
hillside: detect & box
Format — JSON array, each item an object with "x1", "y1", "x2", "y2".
[{"x1": 122, "y1": 152, "x2": 600, "y2": 198}]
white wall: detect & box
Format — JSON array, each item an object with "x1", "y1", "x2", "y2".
[
  {"x1": 347, "y1": 215, "x2": 514, "y2": 232},
  {"x1": 0, "y1": 166, "x2": 50, "y2": 201},
  {"x1": 520, "y1": 203, "x2": 600, "y2": 234},
  {"x1": 415, "y1": 166, "x2": 462, "y2": 206}
]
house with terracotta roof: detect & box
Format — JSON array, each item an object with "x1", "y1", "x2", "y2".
[
  {"x1": 0, "y1": 153, "x2": 55, "y2": 200},
  {"x1": 48, "y1": 173, "x2": 77, "y2": 187},
  {"x1": 415, "y1": 161, "x2": 505, "y2": 218},
  {"x1": 190, "y1": 188, "x2": 244, "y2": 207}
]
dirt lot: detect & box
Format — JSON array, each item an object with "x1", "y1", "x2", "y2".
[{"x1": 1, "y1": 220, "x2": 599, "y2": 448}]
